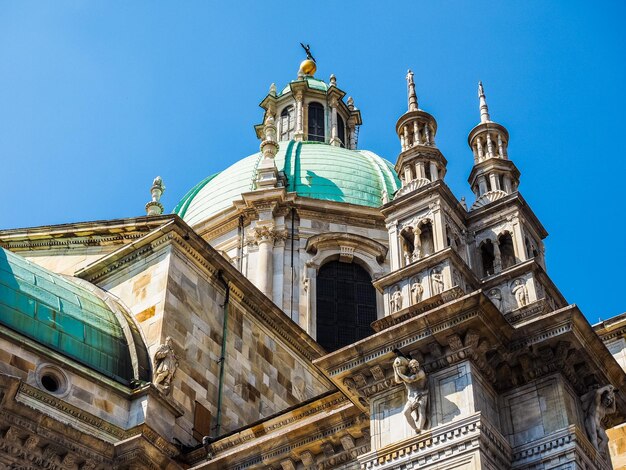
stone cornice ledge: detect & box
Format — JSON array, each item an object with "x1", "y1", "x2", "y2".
[
  {"x1": 314, "y1": 291, "x2": 511, "y2": 379},
  {"x1": 0, "y1": 215, "x2": 174, "y2": 250},
  {"x1": 75, "y1": 216, "x2": 327, "y2": 363},
  {"x1": 358, "y1": 412, "x2": 511, "y2": 469}
]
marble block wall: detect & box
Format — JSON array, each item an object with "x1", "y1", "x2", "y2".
[{"x1": 370, "y1": 361, "x2": 498, "y2": 451}]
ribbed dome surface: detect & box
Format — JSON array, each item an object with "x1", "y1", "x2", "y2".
[
  {"x1": 174, "y1": 141, "x2": 400, "y2": 226},
  {"x1": 0, "y1": 248, "x2": 134, "y2": 383}
]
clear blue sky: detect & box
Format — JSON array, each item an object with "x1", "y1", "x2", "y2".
[{"x1": 0, "y1": 1, "x2": 624, "y2": 321}]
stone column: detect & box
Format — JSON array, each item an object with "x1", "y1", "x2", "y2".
[
  {"x1": 511, "y1": 216, "x2": 527, "y2": 262},
  {"x1": 349, "y1": 125, "x2": 356, "y2": 150},
  {"x1": 431, "y1": 203, "x2": 445, "y2": 252},
  {"x1": 387, "y1": 221, "x2": 401, "y2": 271},
  {"x1": 486, "y1": 133, "x2": 494, "y2": 158},
  {"x1": 413, "y1": 121, "x2": 421, "y2": 145},
  {"x1": 424, "y1": 124, "x2": 431, "y2": 145},
  {"x1": 489, "y1": 173, "x2": 499, "y2": 191},
  {"x1": 254, "y1": 226, "x2": 275, "y2": 297},
  {"x1": 329, "y1": 97, "x2": 340, "y2": 146},
  {"x1": 477, "y1": 175, "x2": 488, "y2": 195},
  {"x1": 273, "y1": 234, "x2": 286, "y2": 307},
  {"x1": 429, "y1": 162, "x2": 438, "y2": 181},
  {"x1": 503, "y1": 175, "x2": 513, "y2": 193},
  {"x1": 476, "y1": 138, "x2": 484, "y2": 160},
  {"x1": 416, "y1": 162, "x2": 425, "y2": 179},
  {"x1": 404, "y1": 165, "x2": 413, "y2": 184},
  {"x1": 294, "y1": 93, "x2": 304, "y2": 141},
  {"x1": 493, "y1": 240, "x2": 502, "y2": 273},
  {"x1": 404, "y1": 125, "x2": 410, "y2": 149}
]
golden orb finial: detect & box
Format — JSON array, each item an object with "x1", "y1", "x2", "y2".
[
  {"x1": 299, "y1": 43, "x2": 317, "y2": 77},
  {"x1": 299, "y1": 59, "x2": 317, "y2": 76}
]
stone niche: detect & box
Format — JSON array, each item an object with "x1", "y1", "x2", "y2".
[{"x1": 370, "y1": 361, "x2": 498, "y2": 451}]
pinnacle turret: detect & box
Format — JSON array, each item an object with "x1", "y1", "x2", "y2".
[
  {"x1": 392, "y1": 70, "x2": 447, "y2": 198},
  {"x1": 467, "y1": 82, "x2": 520, "y2": 210}
]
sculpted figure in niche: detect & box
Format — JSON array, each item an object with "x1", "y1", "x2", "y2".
[
  {"x1": 393, "y1": 352, "x2": 428, "y2": 433},
  {"x1": 430, "y1": 268, "x2": 444, "y2": 295},
  {"x1": 511, "y1": 278, "x2": 528, "y2": 308},
  {"x1": 153, "y1": 337, "x2": 179, "y2": 395},
  {"x1": 410, "y1": 277, "x2": 423, "y2": 305},
  {"x1": 488, "y1": 288, "x2": 502, "y2": 310},
  {"x1": 582, "y1": 385, "x2": 618, "y2": 455},
  {"x1": 412, "y1": 227, "x2": 422, "y2": 261},
  {"x1": 390, "y1": 286, "x2": 403, "y2": 313}
]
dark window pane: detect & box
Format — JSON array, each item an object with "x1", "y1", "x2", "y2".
[
  {"x1": 308, "y1": 102, "x2": 325, "y2": 142},
  {"x1": 316, "y1": 261, "x2": 376, "y2": 351}
]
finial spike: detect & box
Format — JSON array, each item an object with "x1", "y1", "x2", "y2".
[
  {"x1": 478, "y1": 81, "x2": 490, "y2": 123},
  {"x1": 269, "y1": 83, "x2": 276, "y2": 96},
  {"x1": 406, "y1": 69, "x2": 418, "y2": 111},
  {"x1": 145, "y1": 176, "x2": 165, "y2": 216}
]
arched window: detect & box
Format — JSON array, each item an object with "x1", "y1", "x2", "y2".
[
  {"x1": 316, "y1": 261, "x2": 376, "y2": 352},
  {"x1": 308, "y1": 102, "x2": 325, "y2": 142},
  {"x1": 498, "y1": 232, "x2": 516, "y2": 269},
  {"x1": 279, "y1": 106, "x2": 295, "y2": 141},
  {"x1": 337, "y1": 114, "x2": 345, "y2": 147},
  {"x1": 480, "y1": 239, "x2": 495, "y2": 277}
]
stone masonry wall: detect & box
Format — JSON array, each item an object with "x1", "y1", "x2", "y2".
[{"x1": 161, "y1": 246, "x2": 331, "y2": 445}]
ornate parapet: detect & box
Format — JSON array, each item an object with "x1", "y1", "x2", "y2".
[{"x1": 373, "y1": 247, "x2": 479, "y2": 317}]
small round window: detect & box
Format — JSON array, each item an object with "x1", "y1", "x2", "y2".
[{"x1": 35, "y1": 364, "x2": 69, "y2": 396}]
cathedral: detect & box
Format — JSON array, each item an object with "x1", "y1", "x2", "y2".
[{"x1": 1, "y1": 50, "x2": 626, "y2": 469}]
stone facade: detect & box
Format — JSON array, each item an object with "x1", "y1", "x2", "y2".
[{"x1": 0, "y1": 54, "x2": 625, "y2": 470}]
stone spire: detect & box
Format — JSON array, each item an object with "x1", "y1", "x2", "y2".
[
  {"x1": 478, "y1": 81, "x2": 490, "y2": 123},
  {"x1": 145, "y1": 176, "x2": 165, "y2": 216},
  {"x1": 467, "y1": 82, "x2": 520, "y2": 210},
  {"x1": 393, "y1": 70, "x2": 447, "y2": 198},
  {"x1": 406, "y1": 70, "x2": 418, "y2": 112},
  {"x1": 255, "y1": 114, "x2": 279, "y2": 189}
]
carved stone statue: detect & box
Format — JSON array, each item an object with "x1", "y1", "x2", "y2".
[
  {"x1": 410, "y1": 277, "x2": 423, "y2": 305},
  {"x1": 488, "y1": 288, "x2": 502, "y2": 310},
  {"x1": 393, "y1": 355, "x2": 428, "y2": 433},
  {"x1": 390, "y1": 286, "x2": 403, "y2": 313},
  {"x1": 511, "y1": 278, "x2": 528, "y2": 308},
  {"x1": 430, "y1": 268, "x2": 444, "y2": 295},
  {"x1": 153, "y1": 337, "x2": 179, "y2": 395},
  {"x1": 412, "y1": 228, "x2": 422, "y2": 261},
  {"x1": 582, "y1": 384, "x2": 617, "y2": 456}
]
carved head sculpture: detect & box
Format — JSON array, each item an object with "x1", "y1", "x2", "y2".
[
  {"x1": 603, "y1": 386, "x2": 616, "y2": 407},
  {"x1": 408, "y1": 359, "x2": 421, "y2": 373}
]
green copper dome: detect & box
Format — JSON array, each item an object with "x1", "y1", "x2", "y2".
[
  {"x1": 0, "y1": 248, "x2": 135, "y2": 383},
  {"x1": 174, "y1": 141, "x2": 400, "y2": 226}
]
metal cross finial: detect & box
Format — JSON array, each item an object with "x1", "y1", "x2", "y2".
[{"x1": 300, "y1": 43, "x2": 316, "y2": 62}]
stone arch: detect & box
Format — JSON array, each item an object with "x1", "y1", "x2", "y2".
[
  {"x1": 417, "y1": 219, "x2": 435, "y2": 258},
  {"x1": 498, "y1": 231, "x2": 516, "y2": 269},
  {"x1": 480, "y1": 238, "x2": 496, "y2": 277},
  {"x1": 302, "y1": 233, "x2": 387, "y2": 341}
]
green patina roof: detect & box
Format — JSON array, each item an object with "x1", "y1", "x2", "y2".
[
  {"x1": 0, "y1": 248, "x2": 133, "y2": 383},
  {"x1": 279, "y1": 77, "x2": 329, "y2": 96},
  {"x1": 175, "y1": 141, "x2": 401, "y2": 226}
]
